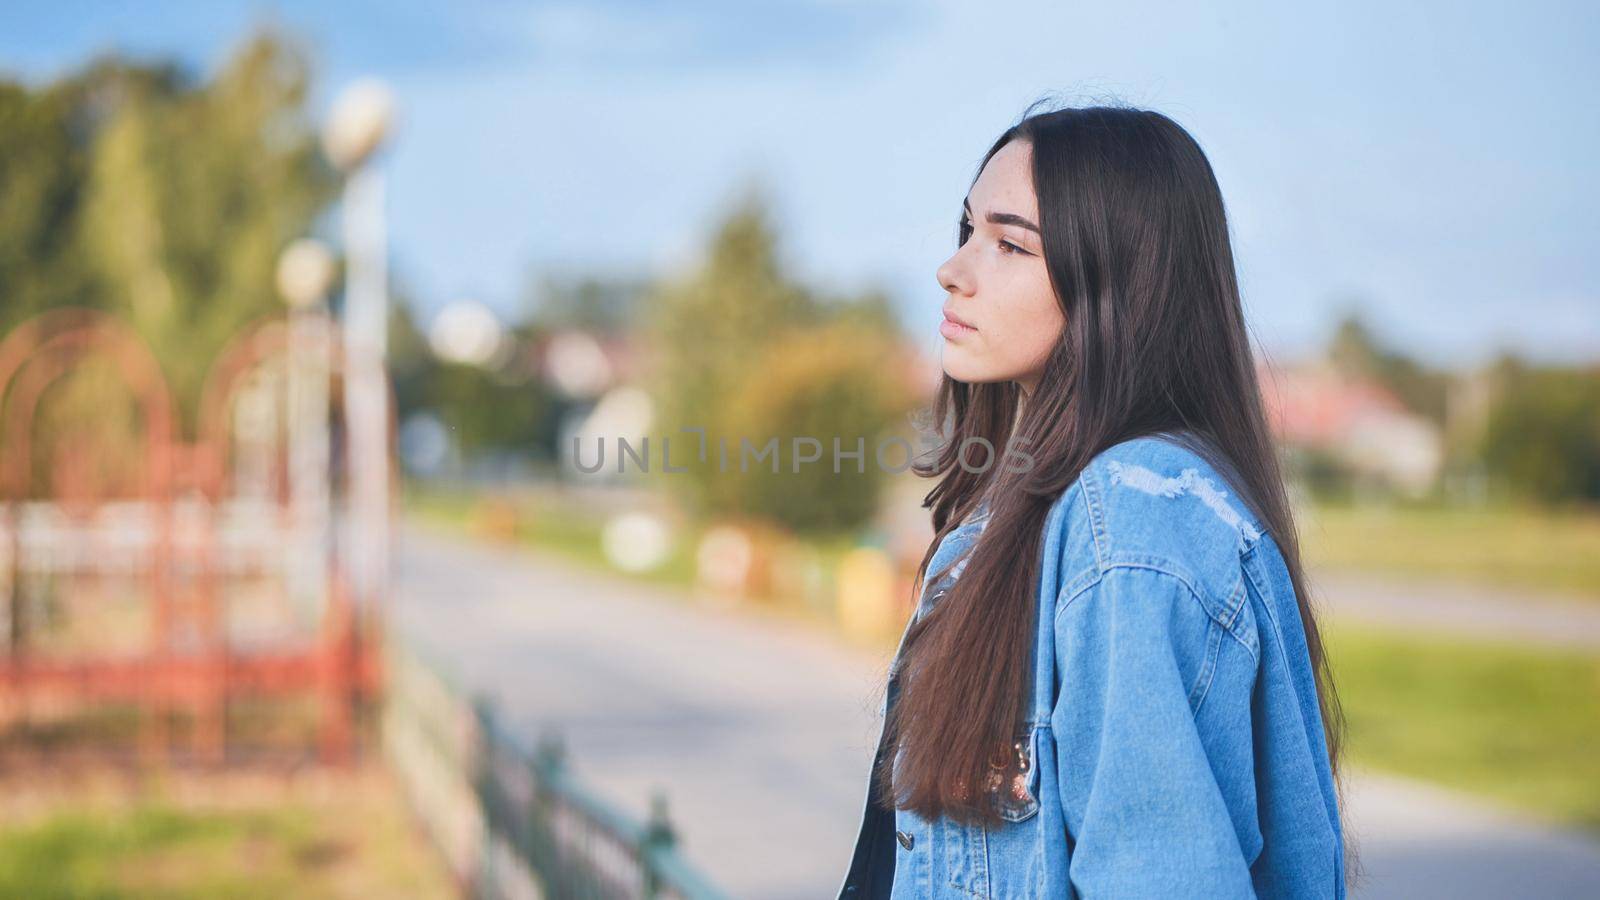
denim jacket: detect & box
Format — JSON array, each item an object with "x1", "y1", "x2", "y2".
[{"x1": 839, "y1": 433, "x2": 1346, "y2": 899}]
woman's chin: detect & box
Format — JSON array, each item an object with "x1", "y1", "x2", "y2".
[{"x1": 941, "y1": 357, "x2": 1004, "y2": 386}]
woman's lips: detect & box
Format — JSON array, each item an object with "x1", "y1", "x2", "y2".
[{"x1": 941, "y1": 311, "x2": 977, "y2": 339}]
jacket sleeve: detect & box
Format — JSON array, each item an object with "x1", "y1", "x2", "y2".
[{"x1": 1050, "y1": 563, "x2": 1257, "y2": 899}]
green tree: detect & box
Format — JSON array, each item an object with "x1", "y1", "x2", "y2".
[
  {"x1": 522, "y1": 270, "x2": 652, "y2": 335},
  {"x1": 647, "y1": 186, "x2": 821, "y2": 429},
  {"x1": 388, "y1": 300, "x2": 565, "y2": 467},
  {"x1": 644, "y1": 185, "x2": 914, "y2": 533},
  {"x1": 1478, "y1": 359, "x2": 1600, "y2": 506},
  {"x1": 0, "y1": 28, "x2": 333, "y2": 491},
  {"x1": 73, "y1": 31, "x2": 334, "y2": 428},
  {"x1": 1327, "y1": 308, "x2": 1450, "y2": 424},
  {"x1": 716, "y1": 322, "x2": 915, "y2": 534},
  {"x1": 0, "y1": 80, "x2": 95, "y2": 328}
]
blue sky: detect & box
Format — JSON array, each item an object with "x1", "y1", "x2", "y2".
[{"x1": 3, "y1": 0, "x2": 1596, "y2": 368}]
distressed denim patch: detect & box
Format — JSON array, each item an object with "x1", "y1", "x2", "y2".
[{"x1": 1105, "y1": 460, "x2": 1262, "y2": 544}]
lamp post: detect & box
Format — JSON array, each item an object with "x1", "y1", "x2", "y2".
[
  {"x1": 427, "y1": 299, "x2": 506, "y2": 368},
  {"x1": 276, "y1": 238, "x2": 336, "y2": 623},
  {"x1": 323, "y1": 79, "x2": 396, "y2": 610}
]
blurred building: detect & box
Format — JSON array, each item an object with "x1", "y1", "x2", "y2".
[{"x1": 1258, "y1": 358, "x2": 1444, "y2": 496}]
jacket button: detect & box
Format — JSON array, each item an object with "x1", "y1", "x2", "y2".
[{"x1": 896, "y1": 829, "x2": 914, "y2": 850}]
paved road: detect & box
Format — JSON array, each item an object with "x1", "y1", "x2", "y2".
[
  {"x1": 392, "y1": 525, "x2": 1600, "y2": 899},
  {"x1": 1342, "y1": 767, "x2": 1600, "y2": 899},
  {"x1": 1314, "y1": 569, "x2": 1600, "y2": 650},
  {"x1": 393, "y1": 525, "x2": 883, "y2": 898}
]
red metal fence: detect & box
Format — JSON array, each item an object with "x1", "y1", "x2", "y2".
[{"x1": 0, "y1": 307, "x2": 384, "y2": 764}]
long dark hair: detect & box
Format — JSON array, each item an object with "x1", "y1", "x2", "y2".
[{"x1": 875, "y1": 101, "x2": 1348, "y2": 847}]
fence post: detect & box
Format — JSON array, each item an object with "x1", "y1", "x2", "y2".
[
  {"x1": 642, "y1": 789, "x2": 677, "y2": 898},
  {"x1": 530, "y1": 730, "x2": 567, "y2": 898},
  {"x1": 471, "y1": 693, "x2": 498, "y2": 900}
]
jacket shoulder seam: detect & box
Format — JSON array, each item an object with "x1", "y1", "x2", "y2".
[
  {"x1": 1054, "y1": 562, "x2": 1239, "y2": 712},
  {"x1": 1056, "y1": 559, "x2": 1257, "y2": 663},
  {"x1": 1074, "y1": 466, "x2": 1107, "y2": 572}
]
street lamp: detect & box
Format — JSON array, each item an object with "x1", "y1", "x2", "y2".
[
  {"x1": 428, "y1": 299, "x2": 506, "y2": 368},
  {"x1": 277, "y1": 239, "x2": 337, "y2": 310},
  {"x1": 323, "y1": 79, "x2": 397, "y2": 610},
  {"x1": 322, "y1": 80, "x2": 395, "y2": 172},
  {"x1": 277, "y1": 238, "x2": 336, "y2": 623}
]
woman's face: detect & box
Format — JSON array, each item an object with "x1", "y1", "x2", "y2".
[{"x1": 934, "y1": 138, "x2": 1064, "y2": 396}]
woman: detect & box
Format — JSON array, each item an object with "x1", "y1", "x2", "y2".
[{"x1": 837, "y1": 103, "x2": 1353, "y2": 899}]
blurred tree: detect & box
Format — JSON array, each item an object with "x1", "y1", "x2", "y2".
[
  {"x1": 423, "y1": 357, "x2": 560, "y2": 464},
  {"x1": 1478, "y1": 359, "x2": 1600, "y2": 506},
  {"x1": 388, "y1": 297, "x2": 565, "y2": 467},
  {"x1": 1327, "y1": 308, "x2": 1450, "y2": 424},
  {"x1": 0, "y1": 81, "x2": 95, "y2": 328},
  {"x1": 73, "y1": 31, "x2": 334, "y2": 429},
  {"x1": 717, "y1": 321, "x2": 916, "y2": 534},
  {"x1": 522, "y1": 270, "x2": 652, "y2": 335},
  {"x1": 387, "y1": 297, "x2": 434, "y2": 431},
  {"x1": 819, "y1": 286, "x2": 903, "y2": 337},
  {"x1": 1282, "y1": 444, "x2": 1358, "y2": 505},
  {"x1": 644, "y1": 185, "x2": 915, "y2": 534},
  {"x1": 647, "y1": 186, "x2": 822, "y2": 426},
  {"x1": 0, "y1": 28, "x2": 333, "y2": 493}
]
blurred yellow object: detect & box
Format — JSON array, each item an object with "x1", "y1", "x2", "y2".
[
  {"x1": 469, "y1": 498, "x2": 520, "y2": 542},
  {"x1": 837, "y1": 547, "x2": 897, "y2": 642}
]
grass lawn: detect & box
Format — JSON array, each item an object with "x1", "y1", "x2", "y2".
[
  {"x1": 1302, "y1": 500, "x2": 1600, "y2": 602},
  {"x1": 1326, "y1": 620, "x2": 1600, "y2": 833},
  {"x1": 403, "y1": 484, "x2": 863, "y2": 621},
  {"x1": 405, "y1": 486, "x2": 699, "y2": 590},
  {"x1": 0, "y1": 766, "x2": 455, "y2": 899}
]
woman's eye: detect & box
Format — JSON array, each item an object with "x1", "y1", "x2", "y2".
[{"x1": 959, "y1": 216, "x2": 1026, "y2": 256}]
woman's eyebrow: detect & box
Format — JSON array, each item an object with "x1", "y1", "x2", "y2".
[{"x1": 963, "y1": 197, "x2": 1040, "y2": 233}]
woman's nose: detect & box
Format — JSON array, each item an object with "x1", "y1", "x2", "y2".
[{"x1": 937, "y1": 255, "x2": 970, "y2": 296}]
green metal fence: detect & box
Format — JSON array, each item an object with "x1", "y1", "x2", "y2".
[{"x1": 382, "y1": 637, "x2": 729, "y2": 900}]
